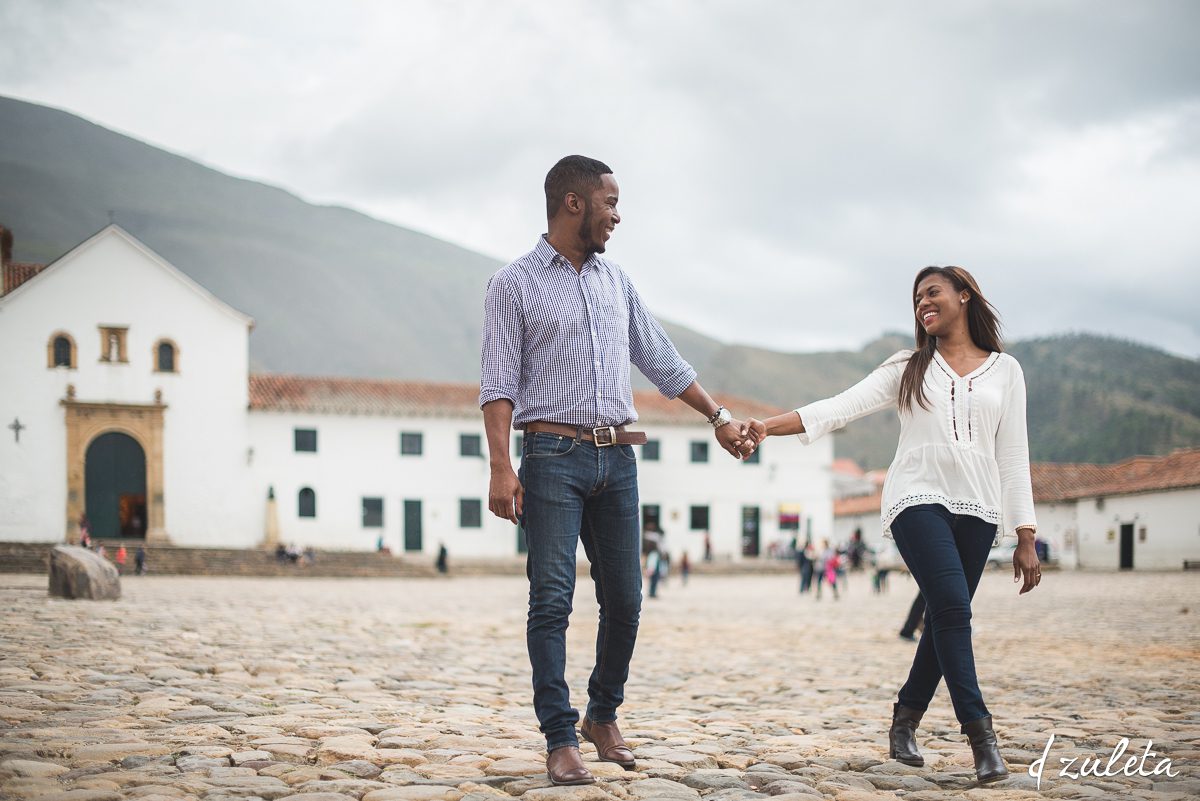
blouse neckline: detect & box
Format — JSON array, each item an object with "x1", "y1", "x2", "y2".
[{"x1": 933, "y1": 349, "x2": 999, "y2": 380}]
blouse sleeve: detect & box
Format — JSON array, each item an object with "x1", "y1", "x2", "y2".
[
  {"x1": 795, "y1": 352, "x2": 908, "y2": 445},
  {"x1": 996, "y1": 358, "x2": 1038, "y2": 538}
]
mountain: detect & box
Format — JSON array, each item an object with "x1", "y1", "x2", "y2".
[{"x1": 3, "y1": 96, "x2": 1199, "y2": 467}]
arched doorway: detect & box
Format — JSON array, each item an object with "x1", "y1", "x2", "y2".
[{"x1": 85, "y1": 432, "x2": 147, "y2": 539}]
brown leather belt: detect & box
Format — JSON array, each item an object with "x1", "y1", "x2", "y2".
[{"x1": 524, "y1": 421, "x2": 648, "y2": 446}]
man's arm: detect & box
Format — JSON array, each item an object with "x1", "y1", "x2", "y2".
[
  {"x1": 676, "y1": 381, "x2": 755, "y2": 459},
  {"x1": 483, "y1": 399, "x2": 523, "y2": 523}
]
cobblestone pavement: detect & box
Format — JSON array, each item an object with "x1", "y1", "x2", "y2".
[{"x1": 2, "y1": 568, "x2": 1197, "y2": 801}]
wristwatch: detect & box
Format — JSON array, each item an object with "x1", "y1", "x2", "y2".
[{"x1": 707, "y1": 405, "x2": 732, "y2": 429}]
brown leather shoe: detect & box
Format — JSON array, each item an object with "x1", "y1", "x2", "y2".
[
  {"x1": 581, "y1": 716, "x2": 636, "y2": 770},
  {"x1": 546, "y1": 745, "x2": 594, "y2": 786}
]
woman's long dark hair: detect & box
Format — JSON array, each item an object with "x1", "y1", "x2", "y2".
[{"x1": 898, "y1": 265, "x2": 1004, "y2": 412}]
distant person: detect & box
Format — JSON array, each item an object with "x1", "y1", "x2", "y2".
[
  {"x1": 115, "y1": 545, "x2": 128, "y2": 575},
  {"x1": 849, "y1": 529, "x2": 866, "y2": 571},
  {"x1": 78, "y1": 514, "x2": 91, "y2": 548},
  {"x1": 680, "y1": 551, "x2": 691, "y2": 585},
  {"x1": 479, "y1": 154, "x2": 756, "y2": 786},
  {"x1": 816, "y1": 539, "x2": 840, "y2": 601},
  {"x1": 899, "y1": 592, "x2": 926, "y2": 642},
  {"x1": 436, "y1": 543, "x2": 448, "y2": 574},
  {"x1": 743, "y1": 265, "x2": 1042, "y2": 784},
  {"x1": 797, "y1": 538, "x2": 814, "y2": 594},
  {"x1": 703, "y1": 533, "x2": 713, "y2": 562},
  {"x1": 645, "y1": 546, "x2": 662, "y2": 599},
  {"x1": 135, "y1": 546, "x2": 147, "y2": 575},
  {"x1": 377, "y1": 533, "x2": 385, "y2": 552}
]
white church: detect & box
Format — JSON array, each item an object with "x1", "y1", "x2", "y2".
[{"x1": 0, "y1": 225, "x2": 834, "y2": 563}]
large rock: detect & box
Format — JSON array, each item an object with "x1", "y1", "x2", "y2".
[{"x1": 48, "y1": 546, "x2": 121, "y2": 600}]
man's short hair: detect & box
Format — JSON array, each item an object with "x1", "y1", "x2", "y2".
[{"x1": 545, "y1": 155, "x2": 612, "y2": 219}]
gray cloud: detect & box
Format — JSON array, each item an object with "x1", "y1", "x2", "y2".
[{"x1": 1, "y1": 0, "x2": 1198, "y2": 356}]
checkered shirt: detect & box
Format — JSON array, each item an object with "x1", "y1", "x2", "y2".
[{"x1": 479, "y1": 236, "x2": 697, "y2": 428}]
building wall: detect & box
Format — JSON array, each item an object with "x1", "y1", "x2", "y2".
[
  {"x1": 1074, "y1": 488, "x2": 1200, "y2": 570},
  {"x1": 248, "y1": 412, "x2": 834, "y2": 562},
  {"x1": 0, "y1": 230, "x2": 254, "y2": 544},
  {"x1": 1031, "y1": 501, "x2": 1080, "y2": 569}
]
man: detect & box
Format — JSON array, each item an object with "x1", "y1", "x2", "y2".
[{"x1": 479, "y1": 155, "x2": 756, "y2": 786}]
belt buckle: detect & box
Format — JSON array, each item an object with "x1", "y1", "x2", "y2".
[{"x1": 592, "y1": 426, "x2": 617, "y2": 447}]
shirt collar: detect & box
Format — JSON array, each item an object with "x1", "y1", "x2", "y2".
[{"x1": 535, "y1": 234, "x2": 600, "y2": 274}]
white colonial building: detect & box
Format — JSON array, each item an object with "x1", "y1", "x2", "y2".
[
  {"x1": 0, "y1": 225, "x2": 834, "y2": 562},
  {"x1": 1031, "y1": 453, "x2": 1200, "y2": 571}
]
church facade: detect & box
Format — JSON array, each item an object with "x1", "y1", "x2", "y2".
[{"x1": 0, "y1": 225, "x2": 834, "y2": 563}]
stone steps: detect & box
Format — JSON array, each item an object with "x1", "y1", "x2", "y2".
[{"x1": 0, "y1": 541, "x2": 437, "y2": 578}]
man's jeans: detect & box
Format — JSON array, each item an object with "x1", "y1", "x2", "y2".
[
  {"x1": 519, "y1": 432, "x2": 643, "y2": 751},
  {"x1": 890, "y1": 504, "x2": 995, "y2": 725}
]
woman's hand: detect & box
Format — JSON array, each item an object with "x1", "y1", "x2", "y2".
[
  {"x1": 740, "y1": 418, "x2": 768, "y2": 444},
  {"x1": 1013, "y1": 530, "x2": 1040, "y2": 594}
]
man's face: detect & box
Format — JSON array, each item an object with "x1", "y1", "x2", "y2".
[{"x1": 578, "y1": 173, "x2": 621, "y2": 255}]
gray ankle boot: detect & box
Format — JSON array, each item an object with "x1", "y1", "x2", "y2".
[
  {"x1": 962, "y1": 715, "x2": 1008, "y2": 784},
  {"x1": 888, "y1": 703, "x2": 925, "y2": 766}
]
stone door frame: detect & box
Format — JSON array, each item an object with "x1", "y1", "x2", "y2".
[{"x1": 63, "y1": 399, "x2": 169, "y2": 543}]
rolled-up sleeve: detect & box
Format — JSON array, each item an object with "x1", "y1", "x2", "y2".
[
  {"x1": 479, "y1": 274, "x2": 523, "y2": 409},
  {"x1": 796, "y1": 354, "x2": 906, "y2": 444},
  {"x1": 624, "y1": 275, "x2": 696, "y2": 399},
  {"x1": 996, "y1": 361, "x2": 1037, "y2": 538}
]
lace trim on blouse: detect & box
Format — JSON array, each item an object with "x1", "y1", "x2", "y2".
[{"x1": 882, "y1": 493, "x2": 1003, "y2": 546}]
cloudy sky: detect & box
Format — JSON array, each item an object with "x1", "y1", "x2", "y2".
[{"x1": 3, "y1": 0, "x2": 1198, "y2": 356}]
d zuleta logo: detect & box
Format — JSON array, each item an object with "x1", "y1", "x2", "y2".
[{"x1": 1030, "y1": 734, "x2": 1179, "y2": 790}]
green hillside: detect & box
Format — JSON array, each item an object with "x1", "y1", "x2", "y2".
[{"x1": 3, "y1": 95, "x2": 1198, "y2": 468}]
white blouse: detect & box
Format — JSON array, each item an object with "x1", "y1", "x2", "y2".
[{"x1": 796, "y1": 349, "x2": 1037, "y2": 544}]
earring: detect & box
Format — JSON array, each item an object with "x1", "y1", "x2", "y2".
[{"x1": 960, "y1": 299, "x2": 966, "y2": 304}]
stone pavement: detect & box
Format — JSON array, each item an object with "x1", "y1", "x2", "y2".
[{"x1": 1, "y1": 568, "x2": 1197, "y2": 801}]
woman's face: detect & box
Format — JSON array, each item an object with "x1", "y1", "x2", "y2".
[{"x1": 914, "y1": 273, "x2": 967, "y2": 337}]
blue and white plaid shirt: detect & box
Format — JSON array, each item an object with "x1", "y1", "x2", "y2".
[{"x1": 479, "y1": 236, "x2": 697, "y2": 428}]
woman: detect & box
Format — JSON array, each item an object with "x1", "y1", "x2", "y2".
[{"x1": 744, "y1": 266, "x2": 1040, "y2": 784}]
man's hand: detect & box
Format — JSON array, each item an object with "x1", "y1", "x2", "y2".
[
  {"x1": 715, "y1": 418, "x2": 756, "y2": 460},
  {"x1": 489, "y1": 465, "x2": 524, "y2": 523}
]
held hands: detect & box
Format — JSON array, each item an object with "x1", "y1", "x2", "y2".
[
  {"x1": 741, "y1": 418, "x2": 768, "y2": 443},
  {"x1": 489, "y1": 465, "x2": 523, "y2": 523},
  {"x1": 715, "y1": 416, "x2": 765, "y2": 460},
  {"x1": 1013, "y1": 530, "x2": 1041, "y2": 594}
]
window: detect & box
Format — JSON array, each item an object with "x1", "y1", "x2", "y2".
[
  {"x1": 460, "y1": 498, "x2": 482, "y2": 528},
  {"x1": 400, "y1": 431, "x2": 423, "y2": 456},
  {"x1": 690, "y1": 441, "x2": 708, "y2": 463},
  {"x1": 362, "y1": 497, "x2": 384, "y2": 528},
  {"x1": 743, "y1": 444, "x2": 761, "y2": 464},
  {"x1": 298, "y1": 488, "x2": 316, "y2": 518},
  {"x1": 98, "y1": 326, "x2": 128, "y2": 363},
  {"x1": 642, "y1": 440, "x2": 660, "y2": 461},
  {"x1": 460, "y1": 433, "x2": 483, "y2": 457},
  {"x1": 294, "y1": 428, "x2": 317, "y2": 453},
  {"x1": 155, "y1": 339, "x2": 178, "y2": 373},
  {"x1": 690, "y1": 505, "x2": 710, "y2": 530},
  {"x1": 48, "y1": 332, "x2": 76, "y2": 368}
]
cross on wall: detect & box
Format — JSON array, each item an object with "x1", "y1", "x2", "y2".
[{"x1": 8, "y1": 418, "x2": 25, "y2": 443}]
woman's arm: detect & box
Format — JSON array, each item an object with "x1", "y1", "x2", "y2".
[
  {"x1": 744, "y1": 353, "x2": 907, "y2": 443},
  {"x1": 996, "y1": 360, "x2": 1041, "y2": 593}
]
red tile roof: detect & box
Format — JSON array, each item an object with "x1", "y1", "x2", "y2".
[
  {"x1": 1032, "y1": 448, "x2": 1200, "y2": 502},
  {"x1": 832, "y1": 458, "x2": 865, "y2": 476},
  {"x1": 2, "y1": 261, "x2": 47, "y2": 295},
  {"x1": 834, "y1": 491, "x2": 883, "y2": 517},
  {"x1": 248, "y1": 373, "x2": 786, "y2": 425}
]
